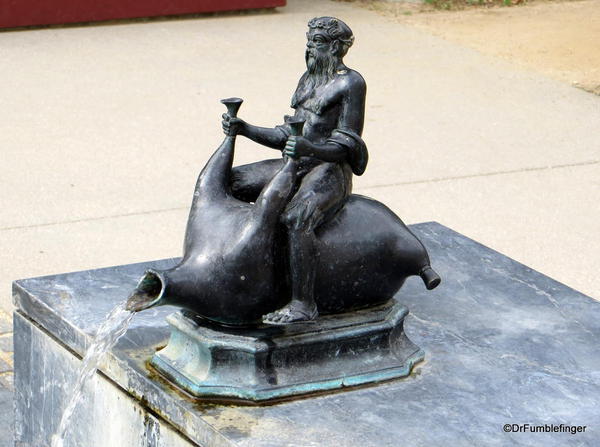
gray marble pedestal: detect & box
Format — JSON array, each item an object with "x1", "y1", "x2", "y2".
[{"x1": 13, "y1": 222, "x2": 600, "y2": 446}]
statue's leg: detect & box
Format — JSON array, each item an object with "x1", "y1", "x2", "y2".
[
  {"x1": 264, "y1": 163, "x2": 351, "y2": 324},
  {"x1": 231, "y1": 159, "x2": 284, "y2": 202}
]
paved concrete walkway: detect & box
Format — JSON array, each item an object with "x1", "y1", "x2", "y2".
[{"x1": 1, "y1": 0, "x2": 599, "y2": 320}]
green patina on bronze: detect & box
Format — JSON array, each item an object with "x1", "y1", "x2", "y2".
[{"x1": 151, "y1": 301, "x2": 424, "y2": 403}]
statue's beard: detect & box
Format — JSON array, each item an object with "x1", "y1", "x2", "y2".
[
  {"x1": 306, "y1": 49, "x2": 337, "y2": 82},
  {"x1": 292, "y1": 50, "x2": 339, "y2": 108}
]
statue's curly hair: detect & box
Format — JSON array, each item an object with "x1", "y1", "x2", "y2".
[{"x1": 307, "y1": 17, "x2": 354, "y2": 56}]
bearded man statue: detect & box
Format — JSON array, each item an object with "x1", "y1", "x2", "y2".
[{"x1": 222, "y1": 16, "x2": 368, "y2": 324}]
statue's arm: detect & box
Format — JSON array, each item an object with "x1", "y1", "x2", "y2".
[
  {"x1": 222, "y1": 115, "x2": 288, "y2": 150},
  {"x1": 336, "y1": 73, "x2": 366, "y2": 136},
  {"x1": 242, "y1": 124, "x2": 288, "y2": 150},
  {"x1": 285, "y1": 74, "x2": 367, "y2": 165},
  {"x1": 284, "y1": 137, "x2": 347, "y2": 162}
]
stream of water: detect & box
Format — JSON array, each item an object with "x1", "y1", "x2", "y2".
[{"x1": 50, "y1": 301, "x2": 135, "y2": 447}]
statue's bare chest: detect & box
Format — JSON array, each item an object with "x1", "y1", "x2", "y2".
[{"x1": 294, "y1": 83, "x2": 344, "y2": 142}]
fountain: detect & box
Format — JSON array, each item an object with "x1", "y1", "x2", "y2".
[{"x1": 12, "y1": 16, "x2": 600, "y2": 447}]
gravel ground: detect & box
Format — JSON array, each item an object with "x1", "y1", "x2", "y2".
[{"x1": 355, "y1": 0, "x2": 600, "y2": 95}]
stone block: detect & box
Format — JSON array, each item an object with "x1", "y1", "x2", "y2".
[
  {"x1": 0, "y1": 387, "x2": 14, "y2": 447},
  {"x1": 12, "y1": 223, "x2": 600, "y2": 446},
  {"x1": 14, "y1": 312, "x2": 193, "y2": 446}
]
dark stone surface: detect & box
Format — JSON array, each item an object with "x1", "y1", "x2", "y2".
[
  {"x1": 0, "y1": 388, "x2": 13, "y2": 447},
  {"x1": 13, "y1": 222, "x2": 600, "y2": 446}
]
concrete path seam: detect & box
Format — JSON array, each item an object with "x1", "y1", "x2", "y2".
[
  {"x1": 0, "y1": 159, "x2": 597, "y2": 232},
  {"x1": 361, "y1": 159, "x2": 599, "y2": 191}
]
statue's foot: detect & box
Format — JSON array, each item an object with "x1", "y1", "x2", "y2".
[{"x1": 263, "y1": 299, "x2": 318, "y2": 325}]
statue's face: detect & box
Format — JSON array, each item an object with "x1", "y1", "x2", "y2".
[{"x1": 305, "y1": 28, "x2": 334, "y2": 69}]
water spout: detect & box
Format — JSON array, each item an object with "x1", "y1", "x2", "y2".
[
  {"x1": 50, "y1": 301, "x2": 134, "y2": 447},
  {"x1": 126, "y1": 270, "x2": 165, "y2": 312}
]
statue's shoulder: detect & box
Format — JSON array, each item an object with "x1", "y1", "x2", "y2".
[{"x1": 334, "y1": 68, "x2": 366, "y2": 96}]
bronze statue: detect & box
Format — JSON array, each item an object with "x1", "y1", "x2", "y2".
[
  {"x1": 126, "y1": 17, "x2": 440, "y2": 326},
  {"x1": 223, "y1": 17, "x2": 368, "y2": 323}
]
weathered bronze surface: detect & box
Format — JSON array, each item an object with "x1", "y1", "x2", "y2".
[
  {"x1": 127, "y1": 17, "x2": 440, "y2": 328},
  {"x1": 151, "y1": 301, "x2": 424, "y2": 402}
]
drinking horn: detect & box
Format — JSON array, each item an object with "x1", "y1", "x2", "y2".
[{"x1": 127, "y1": 98, "x2": 440, "y2": 326}]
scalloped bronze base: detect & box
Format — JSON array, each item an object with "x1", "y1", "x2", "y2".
[{"x1": 151, "y1": 300, "x2": 424, "y2": 403}]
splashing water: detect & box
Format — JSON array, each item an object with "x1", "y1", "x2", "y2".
[{"x1": 50, "y1": 301, "x2": 135, "y2": 447}]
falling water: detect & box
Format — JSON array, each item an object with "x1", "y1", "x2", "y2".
[{"x1": 50, "y1": 301, "x2": 135, "y2": 447}]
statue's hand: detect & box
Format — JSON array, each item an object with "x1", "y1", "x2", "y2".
[
  {"x1": 221, "y1": 114, "x2": 246, "y2": 136},
  {"x1": 283, "y1": 136, "x2": 310, "y2": 159}
]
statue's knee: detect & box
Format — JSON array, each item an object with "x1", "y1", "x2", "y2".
[
  {"x1": 281, "y1": 209, "x2": 310, "y2": 233},
  {"x1": 280, "y1": 210, "x2": 296, "y2": 229}
]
